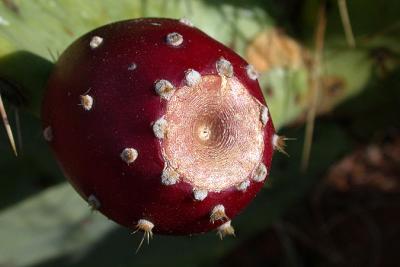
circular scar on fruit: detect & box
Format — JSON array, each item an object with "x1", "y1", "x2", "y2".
[
  {"x1": 42, "y1": 18, "x2": 278, "y2": 237},
  {"x1": 163, "y1": 75, "x2": 264, "y2": 192}
]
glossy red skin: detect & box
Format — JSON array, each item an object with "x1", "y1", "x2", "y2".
[{"x1": 42, "y1": 18, "x2": 275, "y2": 235}]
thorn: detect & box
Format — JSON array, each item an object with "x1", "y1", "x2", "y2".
[
  {"x1": 216, "y1": 57, "x2": 234, "y2": 78},
  {"x1": 153, "y1": 116, "x2": 168, "y2": 139},
  {"x1": 120, "y1": 148, "x2": 138, "y2": 165},
  {"x1": 236, "y1": 179, "x2": 250, "y2": 191},
  {"x1": 217, "y1": 221, "x2": 235, "y2": 239},
  {"x1": 80, "y1": 94, "x2": 94, "y2": 111},
  {"x1": 90, "y1": 36, "x2": 103, "y2": 49},
  {"x1": 179, "y1": 18, "x2": 194, "y2": 27},
  {"x1": 133, "y1": 219, "x2": 154, "y2": 253},
  {"x1": 193, "y1": 188, "x2": 208, "y2": 201},
  {"x1": 154, "y1": 79, "x2": 175, "y2": 100},
  {"x1": 246, "y1": 64, "x2": 259, "y2": 80},
  {"x1": 87, "y1": 194, "x2": 101, "y2": 211},
  {"x1": 252, "y1": 163, "x2": 268, "y2": 182},
  {"x1": 161, "y1": 165, "x2": 180, "y2": 185},
  {"x1": 210, "y1": 204, "x2": 229, "y2": 223},
  {"x1": 184, "y1": 69, "x2": 202, "y2": 87},
  {"x1": 273, "y1": 134, "x2": 294, "y2": 157},
  {"x1": 0, "y1": 94, "x2": 17, "y2": 156},
  {"x1": 166, "y1": 32, "x2": 183, "y2": 47},
  {"x1": 260, "y1": 105, "x2": 269, "y2": 126}
]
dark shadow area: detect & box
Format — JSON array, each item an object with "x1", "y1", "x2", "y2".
[
  {"x1": 0, "y1": 51, "x2": 58, "y2": 210},
  {"x1": 0, "y1": 107, "x2": 63, "y2": 211},
  {"x1": 334, "y1": 68, "x2": 400, "y2": 142},
  {"x1": 0, "y1": 50, "x2": 53, "y2": 115}
]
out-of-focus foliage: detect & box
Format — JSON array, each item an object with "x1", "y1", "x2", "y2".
[
  {"x1": 0, "y1": 0, "x2": 272, "y2": 60},
  {"x1": 0, "y1": 109, "x2": 62, "y2": 210},
  {"x1": 0, "y1": 0, "x2": 272, "y2": 115},
  {"x1": 0, "y1": 184, "x2": 115, "y2": 267}
]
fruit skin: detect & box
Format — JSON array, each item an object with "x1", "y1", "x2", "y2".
[{"x1": 42, "y1": 18, "x2": 275, "y2": 235}]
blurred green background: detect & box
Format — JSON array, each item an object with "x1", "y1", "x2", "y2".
[{"x1": 0, "y1": 0, "x2": 399, "y2": 266}]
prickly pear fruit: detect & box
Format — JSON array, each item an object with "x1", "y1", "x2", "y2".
[{"x1": 42, "y1": 18, "x2": 279, "y2": 237}]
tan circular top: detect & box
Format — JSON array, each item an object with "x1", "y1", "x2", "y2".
[{"x1": 162, "y1": 75, "x2": 264, "y2": 192}]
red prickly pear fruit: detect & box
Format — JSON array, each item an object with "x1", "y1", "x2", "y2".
[{"x1": 42, "y1": 18, "x2": 278, "y2": 236}]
